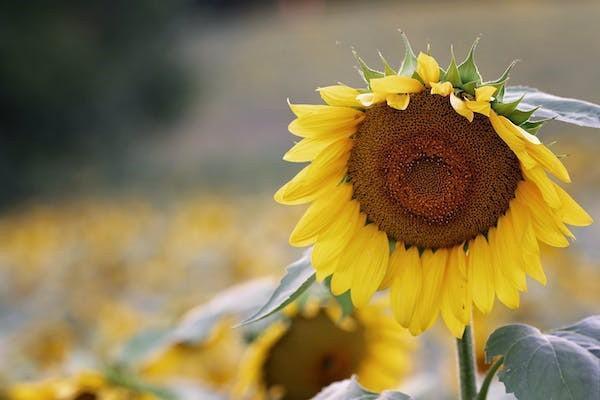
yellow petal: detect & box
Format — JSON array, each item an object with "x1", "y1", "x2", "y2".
[
  {"x1": 516, "y1": 181, "x2": 570, "y2": 248},
  {"x1": 508, "y1": 200, "x2": 547, "y2": 285},
  {"x1": 430, "y1": 81, "x2": 453, "y2": 96},
  {"x1": 288, "y1": 184, "x2": 353, "y2": 247},
  {"x1": 416, "y1": 52, "x2": 440, "y2": 85},
  {"x1": 379, "y1": 242, "x2": 403, "y2": 290},
  {"x1": 553, "y1": 183, "x2": 593, "y2": 226},
  {"x1": 465, "y1": 100, "x2": 491, "y2": 116},
  {"x1": 386, "y1": 94, "x2": 410, "y2": 111},
  {"x1": 442, "y1": 245, "x2": 471, "y2": 325},
  {"x1": 370, "y1": 75, "x2": 424, "y2": 94},
  {"x1": 356, "y1": 92, "x2": 387, "y2": 107},
  {"x1": 274, "y1": 164, "x2": 344, "y2": 205},
  {"x1": 467, "y1": 235, "x2": 495, "y2": 314},
  {"x1": 489, "y1": 229, "x2": 520, "y2": 309},
  {"x1": 330, "y1": 221, "x2": 373, "y2": 295},
  {"x1": 526, "y1": 142, "x2": 571, "y2": 183},
  {"x1": 450, "y1": 93, "x2": 474, "y2": 122},
  {"x1": 318, "y1": 85, "x2": 362, "y2": 107},
  {"x1": 522, "y1": 166, "x2": 560, "y2": 208},
  {"x1": 441, "y1": 301, "x2": 467, "y2": 338},
  {"x1": 350, "y1": 226, "x2": 390, "y2": 307},
  {"x1": 415, "y1": 248, "x2": 448, "y2": 332},
  {"x1": 474, "y1": 85, "x2": 497, "y2": 102},
  {"x1": 288, "y1": 104, "x2": 364, "y2": 138},
  {"x1": 283, "y1": 136, "x2": 345, "y2": 163},
  {"x1": 274, "y1": 139, "x2": 351, "y2": 205},
  {"x1": 312, "y1": 201, "x2": 363, "y2": 280},
  {"x1": 389, "y1": 246, "x2": 422, "y2": 328},
  {"x1": 489, "y1": 111, "x2": 526, "y2": 152},
  {"x1": 495, "y1": 215, "x2": 527, "y2": 292}
]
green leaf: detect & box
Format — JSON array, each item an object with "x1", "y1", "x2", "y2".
[
  {"x1": 118, "y1": 278, "x2": 277, "y2": 366},
  {"x1": 240, "y1": 252, "x2": 316, "y2": 325},
  {"x1": 520, "y1": 118, "x2": 554, "y2": 135},
  {"x1": 313, "y1": 376, "x2": 412, "y2": 399},
  {"x1": 485, "y1": 315, "x2": 600, "y2": 400},
  {"x1": 457, "y1": 37, "x2": 482, "y2": 85},
  {"x1": 398, "y1": 30, "x2": 417, "y2": 77},
  {"x1": 116, "y1": 328, "x2": 171, "y2": 367},
  {"x1": 443, "y1": 46, "x2": 462, "y2": 87},
  {"x1": 508, "y1": 107, "x2": 539, "y2": 125},
  {"x1": 353, "y1": 49, "x2": 384, "y2": 87},
  {"x1": 495, "y1": 84, "x2": 506, "y2": 102},
  {"x1": 172, "y1": 278, "x2": 276, "y2": 342},
  {"x1": 462, "y1": 80, "x2": 478, "y2": 96},
  {"x1": 505, "y1": 86, "x2": 600, "y2": 128},
  {"x1": 492, "y1": 95, "x2": 524, "y2": 116},
  {"x1": 378, "y1": 51, "x2": 396, "y2": 76}
]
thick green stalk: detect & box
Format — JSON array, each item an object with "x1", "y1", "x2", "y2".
[{"x1": 456, "y1": 325, "x2": 478, "y2": 400}]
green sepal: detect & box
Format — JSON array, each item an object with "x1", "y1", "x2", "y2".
[
  {"x1": 458, "y1": 37, "x2": 483, "y2": 85},
  {"x1": 492, "y1": 95, "x2": 524, "y2": 116},
  {"x1": 378, "y1": 51, "x2": 397, "y2": 76},
  {"x1": 353, "y1": 49, "x2": 384, "y2": 88},
  {"x1": 508, "y1": 107, "x2": 539, "y2": 125},
  {"x1": 520, "y1": 118, "x2": 554, "y2": 135},
  {"x1": 462, "y1": 80, "x2": 478, "y2": 96},
  {"x1": 443, "y1": 46, "x2": 462, "y2": 87},
  {"x1": 398, "y1": 30, "x2": 417, "y2": 77},
  {"x1": 484, "y1": 60, "x2": 518, "y2": 90},
  {"x1": 495, "y1": 84, "x2": 506, "y2": 102}
]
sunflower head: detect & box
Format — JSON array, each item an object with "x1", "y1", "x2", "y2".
[
  {"x1": 276, "y1": 33, "x2": 592, "y2": 337},
  {"x1": 232, "y1": 298, "x2": 415, "y2": 400}
]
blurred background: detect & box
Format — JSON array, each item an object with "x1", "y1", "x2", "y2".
[{"x1": 0, "y1": 0, "x2": 599, "y2": 398}]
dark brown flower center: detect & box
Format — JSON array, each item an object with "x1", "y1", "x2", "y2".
[
  {"x1": 347, "y1": 93, "x2": 522, "y2": 249},
  {"x1": 262, "y1": 313, "x2": 366, "y2": 400}
]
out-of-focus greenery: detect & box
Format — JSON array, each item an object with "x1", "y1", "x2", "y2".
[{"x1": 0, "y1": 1, "x2": 192, "y2": 207}]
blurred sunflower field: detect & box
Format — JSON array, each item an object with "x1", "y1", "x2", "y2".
[{"x1": 1, "y1": 1, "x2": 599, "y2": 400}]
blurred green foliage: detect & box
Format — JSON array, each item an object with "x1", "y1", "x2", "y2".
[{"x1": 0, "y1": 1, "x2": 192, "y2": 206}]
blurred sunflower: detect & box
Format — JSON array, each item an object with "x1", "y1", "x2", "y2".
[
  {"x1": 8, "y1": 371, "x2": 157, "y2": 400},
  {"x1": 232, "y1": 299, "x2": 415, "y2": 400},
  {"x1": 275, "y1": 35, "x2": 592, "y2": 337},
  {"x1": 142, "y1": 318, "x2": 245, "y2": 392}
]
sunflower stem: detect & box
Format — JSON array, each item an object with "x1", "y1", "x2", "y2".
[{"x1": 456, "y1": 324, "x2": 478, "y2": 400}]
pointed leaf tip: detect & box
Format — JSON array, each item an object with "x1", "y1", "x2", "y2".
[
  {"x1": 353, "y1": 49, "x2": 384, "y2": 87},
  {"x1": 239, "y1": 252, "x2": 316, "y2": 326},
  {"x1": 458, "y1": 37, "x2": 482, "y2": 85},
  {"x1": 398, "y1": 30, "x2": 417, "y2": 77},
  {"x1": 378, "y1": 50, "x2": 397, "y2": 76}
]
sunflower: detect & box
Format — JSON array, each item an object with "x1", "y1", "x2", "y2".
[
  {"x1": 141, "y1": 318, "x2": 246, "y2": 392},
  {"x1": 7, "y1": 371, "x2": 157, "y2": 400},
  {"x1": 275, "y1": 34, "x2": 592, "y2": 338},
  {"x1": 232, "y1": 299, "x2": 414, "y2": 400}
]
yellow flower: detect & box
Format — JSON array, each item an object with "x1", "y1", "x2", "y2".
[
  {"x1": 232, "y1": 300, "x2": 415, "y2": 400},
  {"x1": 8, "y1": 371, "x2": 158, "y2": 400},
  {"x1": 141, "y1": 318, "x2": 246, "y2": 392},
  {"x1": 449, "y1": 85, "x2": 497, "y2": 122},
  {"x1": 275, "y1": 39, "x2": 592, "y2": 338},
  {"x1": 356, "y1": 76, "x2": 424, "y2": 110}
]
